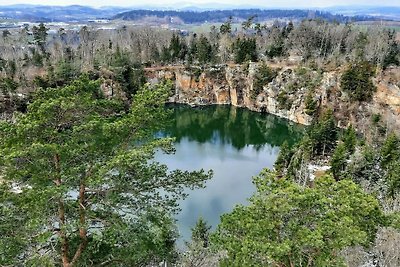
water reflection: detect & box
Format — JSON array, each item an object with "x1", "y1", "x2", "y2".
[
  {"x1": 155, "y1": 104, "x2": 304, "y2": 245},
  {"x1": 165, "y1": 104, "x2": 303, "y2": 149}
]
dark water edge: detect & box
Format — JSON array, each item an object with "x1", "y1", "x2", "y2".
[{"x1": 154, "y1": 104, "x2": 305, "y2": 246}]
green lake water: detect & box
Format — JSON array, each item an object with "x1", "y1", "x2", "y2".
[{"x1": 155, "y1": 104, "x2": 304, "y2": 244}]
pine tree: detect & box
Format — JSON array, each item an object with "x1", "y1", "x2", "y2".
[
  {"x1": 308, "y1": 109, "x2": 338, "y2": 156},
  {"x1": 0, "y1": 77, "x2": 211, "y2": 266},
  {"x1": 213, "y1": 170, "x2": 384, "y2": 267},
  {"x1": 342, "y1": 125, "x2": 357, "y2": 154},
  {"x1": 32, "y1": 22, "x2": 48, "y2": 51},
  {"x1": 274, "y1": 141, "x2": 293, "y2": 174},
  {"x1": 380, "y1": 133, "x2": 400, "y2": 168},
  {"x1": 330, "y1": 143, "x2": 348, "y2": 180},
  {"x1": 191, "y1": 217, "x2": 212, "y2": 248},
  {"x1": 196, "y1": 35, "x2": 213, "y2": 64},
  {"x1": 220, "y1": 16, "x2": 232, "y2": 34}
]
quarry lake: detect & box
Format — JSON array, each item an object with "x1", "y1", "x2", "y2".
[{"x1": 155, "y1": 104, "x2": 304, "y2": 244}]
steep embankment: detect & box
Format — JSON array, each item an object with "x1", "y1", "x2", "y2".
[
  {"x1": 1, "y1": 63, "x2": 399, "y2": 137},
  {"x1": 145, "y1": 63, "x2": 400, "y2": 136}
]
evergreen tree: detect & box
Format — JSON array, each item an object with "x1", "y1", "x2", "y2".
[
  {"x1": 265, "y1": 38, "x2": 285, "y2": 58},
  {"x1": 118, "y1": 64, "x2": 146, "y2": 99},
  {"x1": 252, "y1": 63, "x2": 277, "y2": 99},
  {"x1": 187, "y1": 33, "x2": 198, "y2": 64},
  {"x1": 386, "y1": 161, "x2": 400, "y2": 198},
  {"x1": 274, "y1": 141, "x2": 293, "y2": 174},
  {"x1": 0, "y1": 77, "x2": 18, "y2": 94},
  {"x1": 150, "y1": 43, "x2": 160, "y2": 63},
  {"x1": 380, "y1": 133, "x2": 400, "y2": 168},
  {"x1": 180, "y1": 218, "x2": 218, "y2": 267},
  {"x1": 233, "y1": 37, "x2": 257, "y2": 64},
  {"x1": 304, "y1": 91, "x2": 318, "y2": 116},
  {"x1": 220, "y1": 16, "x2": 232, "y2": 34},
  {"x1": 213, "y1": 170, "x2": 385, "y2": 267},
  {"x1": 169, "y1": 32, "x2": 188, "y2": 62},
  {"x1": 382, "y1": 30, "x2": 399, "y2": 69},
  {"x1": 379, "y1": 133, "x2": 400, "y2": 198},
  {"x1": 241, "y1": 15, "x2": 256, "y2": 31},
  {"x1": 308, "y1": 109, "x2": 338, "y2": 156},
  {"x1": 342, "y1": 125, "x2": 357, "y2": 154},
  {"x1": 2, "y1": 29, "x2": 11, "y2": 38},
  {"x1": 191, "y1": 217, "x2": 212, "y2": 248},
  {"x1": 161, "y1": 45, "x2": 171, "y2": 63},
  {"x1": 32, "y1": 23, "x2": 48, "y2": 51},
  {"x1": 341, "y1": 61, "x2": 376, "y2": 102},
  {"x1": 330, "y1": 143, "x2": 348, "y2": 180},
  {"x1": 0, "y1": 77, "x2": 211, "y2": 266},
  {"x1": 196, "y1": 35, "x2": 213, "y2": 64},
  {"x1": 54, "y1": 59, "x2": 79, "y2": 85}
]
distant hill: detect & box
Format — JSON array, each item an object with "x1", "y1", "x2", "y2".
[
  {"x1": 0, "y1": 5, "x2": 129, "y2": 22},
  {"x1": 0, "y1": 4, "x2": 393, "y2": 23},
  {"x1": 112, "y1": 9, "x2": 375, "y2": 24},
  {"x1": 325, "y1": 6, "x2": 400, "y2": 21}
]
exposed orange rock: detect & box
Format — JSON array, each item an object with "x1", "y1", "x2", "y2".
[{"x1": 145, "y1": 64, "x2": 400, "y2": 135}]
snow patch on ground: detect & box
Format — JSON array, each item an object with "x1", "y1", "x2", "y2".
[{"x1": 308, "y1": 164, "x2": 331, "y2": 181}]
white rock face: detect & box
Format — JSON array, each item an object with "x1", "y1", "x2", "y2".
[{"x1": 144, "y1": 64, "x2": 400, "y2": 134}]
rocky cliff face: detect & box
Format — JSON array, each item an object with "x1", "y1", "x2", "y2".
[
  {"x1": 1, "y1": 63, "x2": 399, "y2": 136},
  {"x1": 146, "y1": 64, "x2": 314, "y2": 125},
  {"x1": 145, "y1": 64, "x2": 400, "y2": 135}
]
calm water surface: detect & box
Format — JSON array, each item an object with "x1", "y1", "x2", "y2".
[{"x1": 155, "y1": 104, "x2": 304, "y2": 244}]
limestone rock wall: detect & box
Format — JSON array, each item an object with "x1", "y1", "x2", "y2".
[{"x1": 145, "y1": 64, "x2": 400, "y2": 134}]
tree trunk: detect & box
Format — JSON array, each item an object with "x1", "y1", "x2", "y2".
[
  {"x1": 54, "y1": 154, "x2": 89, "y2": 267},
  {"x1": 70, "y1": 171, "x2": 89, "y2": 266},
  {"x1": 54, "y1": 154, "x2": 70, "y2": 267}
]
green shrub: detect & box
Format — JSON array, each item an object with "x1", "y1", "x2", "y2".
[
  {"x1": 265, "y1": 38, "x2": 285, "y2": 58},
  {"x1": 341, "y1": 61, "x2": 376, "y2": 102},
  {"x1": 0, "y1": 77, "x2": 18, "y2": 94},
  {"x1": 252, "y1": 64, "x2": 277, "y2": 99},
  {"x1": 371, "y1": 113, "x2": 381, "y2": 124},
  {"x1": 277, "y1": 90, "x2": 292, "y2": 110},
  {"x1": 304, "y1": 91, "x2": 318, "y2": 116},
  {"x1": 192, "y1": 67, "x2": 202, "y2": 82}
]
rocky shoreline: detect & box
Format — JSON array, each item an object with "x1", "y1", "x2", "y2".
[{"x1": 145, "y1": 63, "x2": 400, "y2": 137}]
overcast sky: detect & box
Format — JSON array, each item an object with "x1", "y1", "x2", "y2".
[{"x1": 0, "y1": 0, "x2": 398, "y2": 8}]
